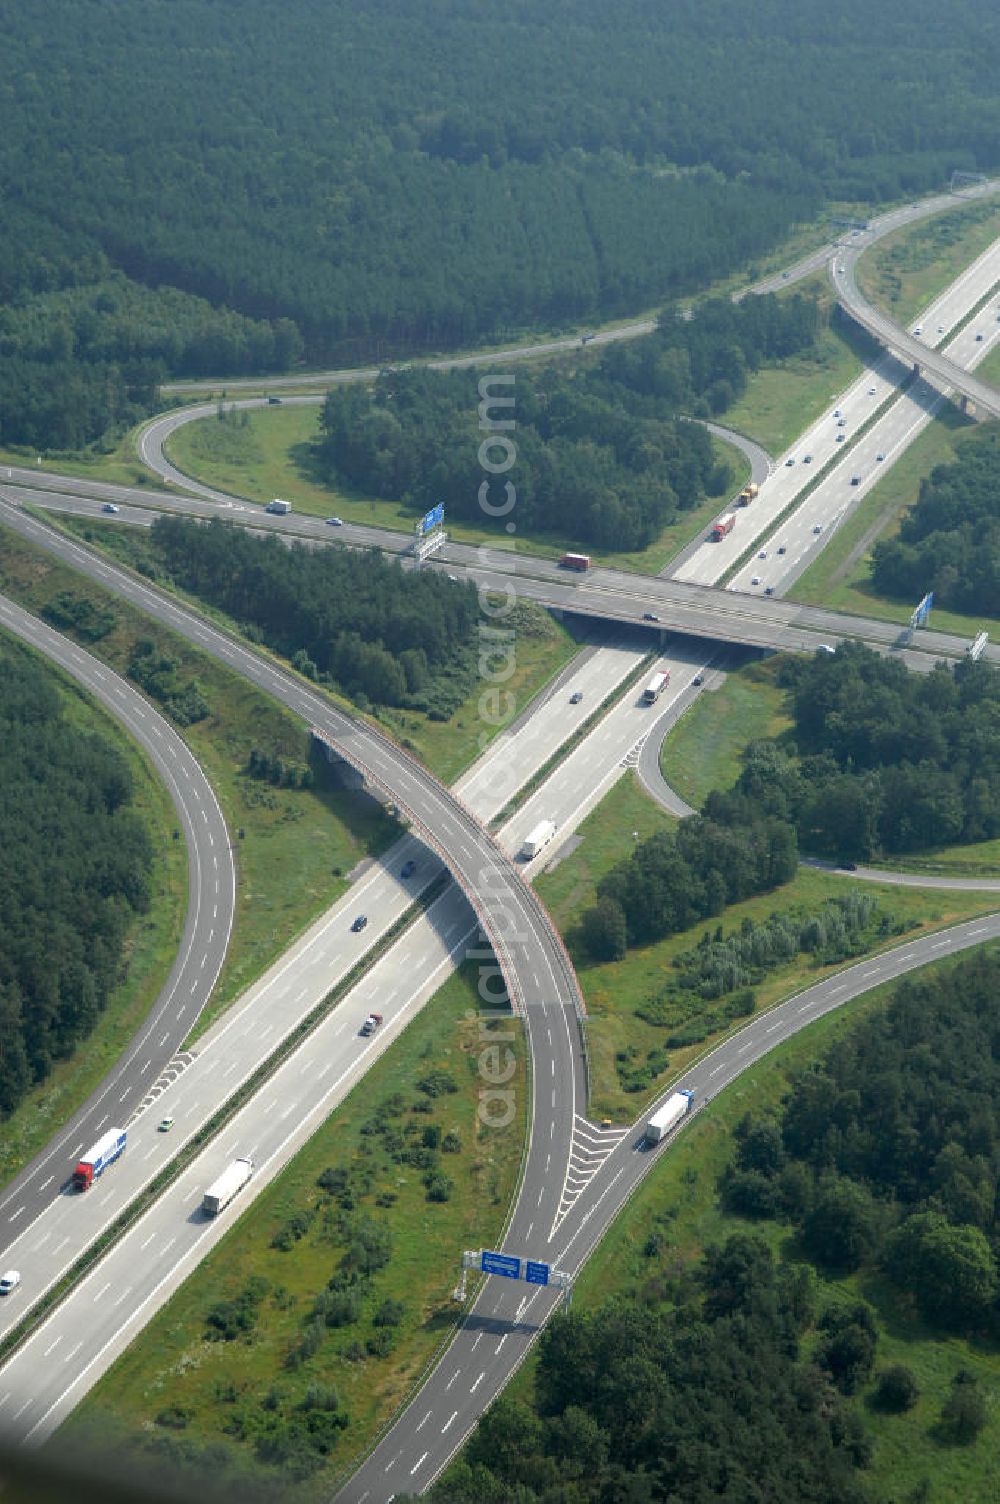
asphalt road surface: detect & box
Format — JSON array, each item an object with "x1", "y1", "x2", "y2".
[
  {"x1": 725, "y1": 234, "x2": 1000, "y2": 597},
  {"x1": 0, "y1": 594, "x2": 235, "y2": 1256},
  {"x1": 1, "y1": 177, "x2": 999, "y2": 1484},
  {"x1": 341, "y1": 905, "x2": 1000, "y2": 1502},
  {"x1": 155, "y1": 179, "x2": 1000, "y2": 400},
  {"x1": 5, "y1": 478, "x2": 991, "y2": 673},
  {"x1": 835, "y1": 219, "x2": 1000, "y2": 418}
]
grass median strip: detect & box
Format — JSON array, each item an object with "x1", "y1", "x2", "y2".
[
  {"x1": 718, "y1": 368, "x2": 919, "y2": 589},
  {"x1": 0, "y1": 873, "x2": 450, "y2": 1372},
  {"x1": 62, "y1": 960, "x2": 527, "y2": 1500}
]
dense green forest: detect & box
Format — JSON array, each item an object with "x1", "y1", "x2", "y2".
[
  {"x1": 0, "y1": 651, "x2": 153, "y2": 1116},
  {"x1": 870, "y1": 435, "x2": 1000, "y2": 615},
  {"x1": 422, "y1": 1236, "x2": 870, "y2": 1504},
  {"x1": 583, "y1": 643, "x2": 998, "y2": 969},
  {"x1": 423, "y1": 951, "x2": 1000, "y2": 1502},
  {"x1": 4, "y1": 0, "x2": 1000, "y2": 447},
  {"x1": 756, "y1": 643, "x2": 1000, "y2": 858},
  {"x1": 583, "y1": 807, "x2": 799, "y2": 962},
  {"x1": 699, "y1": 644, "x2": 997, "y2": 866},
  {"x1": 723, "y1": 949, "x2": 1000, "y2": 1335},
  {"x1": 147, "y1": 516, "x2": 482, "y2": 714},
  {"x1": 319, "y1": 294, "x2": 818, "y2": 549}
]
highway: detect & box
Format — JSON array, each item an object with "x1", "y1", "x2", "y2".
[
  {"x1": 3, "y1": 495, "x2": 656, "y2": 1358},
  {"x1": 835, "y1": 226, "x2": 1000, "y2": 419},
  {"x1": 0, "y1": 595, "x2": 235, "y2": 1254},
  {"x1": 724, "y1": 233, "x2": 1000, "y2": 597},
  {"x1": 5, "y1": 477, "x2": 992, "y2": 672},
  {"x1": 342, "y1": 904, "x2": 1000, "y2": 1501},
  {"x1": 0, "y1": 178, "x2": 999, "y2": 1490},
  {"x1": 0, "y1": 613, "x2": 708, "y2": 1415},
  {"x1": 154, "y1": 179, "x2": 1000, "y2": 399}
]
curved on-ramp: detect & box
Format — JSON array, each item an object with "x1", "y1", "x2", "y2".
[{"x1": 0, "y1": 593, "x2": 235, "y2": 1252}]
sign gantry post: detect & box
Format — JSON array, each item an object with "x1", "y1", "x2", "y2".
[{"x1": 457, "y1": 1249, "x2": 574, "y2": 1307}]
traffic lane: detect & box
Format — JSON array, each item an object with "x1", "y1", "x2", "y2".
[
  {"x1": 730, "y1": 274, "x2": 1000, "y2": 595},
  {"x1": 503, "y1": 645, "x2": 711, "y2": 867},
  {"x1": 340, "y1": 1273, "x2": 562, "y2": 1503},
  {"x1": 0, "y1": 596, "x2": 234, "y2": 1253},
  {"x1": 558, "y1": 913, "x2": 1000, "y2": 1271},
  {"x1": 0, "y1": 882, "x2": 482, "y2": 1439},
  {"x1": 455, "y1": 636, "x2": 646, "y2": 821},
  {"x1": 836, "y1": 254, "x2": 1000, "y2": 418},
  {"x1": 10, "y1": 480, "x2": 411, "y2": 561},
  {"x1": 665, "y1": 423, "x2": 775, "y2": 578},
  {"x1": 671, "y1": 348, "x2": 914, "y2": 587},
  {"x1": 0, "y1": 834, "x2": 456, "y2": 1344},
  {"x1": 4, "y1": 480, "x2": 986, "y2": 671},
  {"x1": 0, "y1": 579, "x2": 598, "y2": 1385},
  {"x1": 324, "y1": 719, "x2": 583, "y2": 1016},
  {"x1": 10, "y1": 489, "x2": 981, "y2": 674},
  {"x1": 800, "y1": 857, "x2": 1000, "y2": 893},
  {"x1": 635, "y1": 660, "x2": 733, "y2": 818},
  {"x1": 683, "y1": 228, "x2": 1000, "y2": 590}
]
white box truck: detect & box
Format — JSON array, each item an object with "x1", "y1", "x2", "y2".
[
  {"x1": 645, "y1": 1090, "x2": 693, "y2": 1145},
  {"x1": 202, "y1": 1156, "x2": 254, "y2": 1216},
  {"x1": 519, "y1": 819, "x2": 556, "y2": 861},
  {"x1": 266, "y1": 498, "x2": 292, "y2": 515},
  {"x1": 642, "y1": 670, "x2": 670, "y2": 705}
]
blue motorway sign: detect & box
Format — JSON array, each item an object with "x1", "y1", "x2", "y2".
[
  {"x1": 913, "y1": 590, "x2": 934, "y2": 627},
  {"x1": 525, "y1": 1261, "x2": 550, "y2": 1286},
  {"x1": 481, "y1": 1250, "x2": 521, "y2": 1280},
  {"x1": 415, "y1": 503, "x2": 445, "y2": 537}
]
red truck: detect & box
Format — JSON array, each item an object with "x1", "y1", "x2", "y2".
[
  {"x1": 73, "y1": 1128, "x2": 127, "y2": 1190},
  {"x1": 559, "y1": 552, "x2": 592, "y2": 571},
  {"x1": 710, "y1": 514, "x2": 736, "y2": 541}
]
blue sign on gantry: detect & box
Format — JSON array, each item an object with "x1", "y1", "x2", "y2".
[
  {"x1": 525, "y1": 1261, "x2": 550, "y2": 1286},
  {"x1": 415, "y1": 503, "x2": 445, "y2": 537},
  {"x1": 481, "y1": 1251, "x2": 521, "y2": 1280}
]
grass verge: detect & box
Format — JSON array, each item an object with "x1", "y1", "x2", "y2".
[
  {"x1": 0, "y1": 414, "x2": 191, "y2": 491},
  {"x1": 536, "y1": 770, "x2": 1000, "y2": 1121},
  {"x1": 60, "y1": 965, "x2": 527, "y2": 1504},
  {"x1": 659, "y1": 656, "x2": 792, "y2": 807},
  {"x1": 789, "y1": 413, "x2": 1000, "y2": 643},
  {"x1": 0, "y1": 522, "x2": 398, "y2": 1040},
  {"x1": 857, "y1": 199, "x2": 1000, "y2": 327},
  {"x1": 163, "y1": 405, "x2": 751, "y2": 577},
  {"x1": 0, "y1": 631, "x2": 186, "y2": 1187},
  {"x1": 720, "y1": 287, "x2": 879, "y2": 455}
]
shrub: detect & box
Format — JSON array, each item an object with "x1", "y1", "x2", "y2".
[
  {"x1": 940, "y1": 1370, "x2": 987, "y2": 1443},
  {"x1": 155, "y1": 1407, "x2": 190, "y2": 1430},
  {"x1": 426, "y1": 1171, "x2": 453, "y2": 1202},
  {"x1": 373, "y1": 1298, "x2": 405, "y2": 1328},
  {"x1": 417, "y1": 1069, "x2": 458, "y2": 1098},
  {"x1": 367, "y1": 1328, "x2": 396, "y2": 1358},
  {"x1": 874, "y1": 1365, "x2": 920, "y2": 1413}
]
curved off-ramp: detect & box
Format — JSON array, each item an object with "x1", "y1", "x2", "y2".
[{"x1": 0, "y1": 593, "x2": 235, "y2": 1252}]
